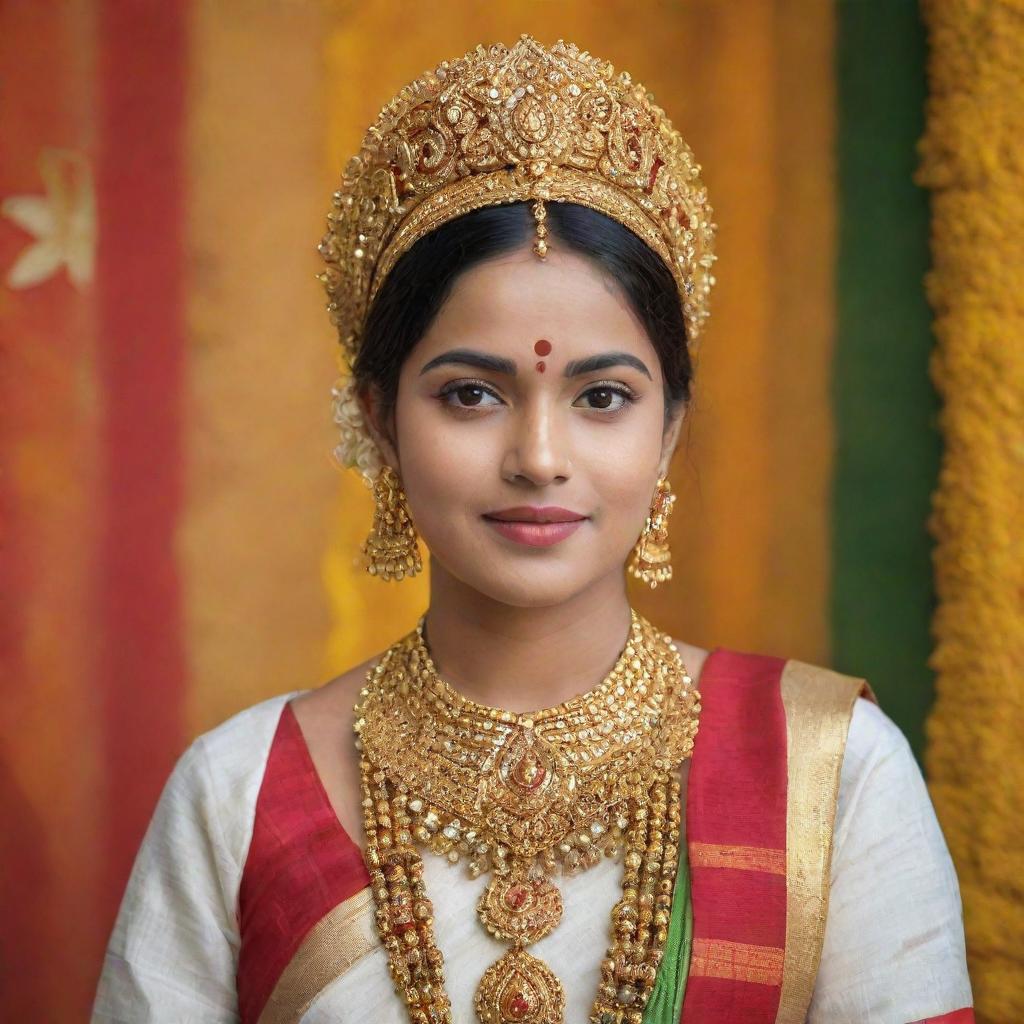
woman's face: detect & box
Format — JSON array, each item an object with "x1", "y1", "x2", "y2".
[{"x1": 365, "y1": 243, "x2": 684, "y2": 608}]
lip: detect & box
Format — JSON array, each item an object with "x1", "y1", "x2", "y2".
[
  {"x1": 482, "y1": 507, "x2": 588, "y2": 548},
  {"x1": 483, "y1": 518, "x2": 585, "y2": 548},
  {"x1": 483, "y1": 506, "x2": 587, "y2": 523}
]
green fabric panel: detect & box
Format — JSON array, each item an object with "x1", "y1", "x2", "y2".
[
  {"x1": 642, "y1": 837, "x2": 692, "y2": 1023},
  {"x1": 833, "y1": 0, "x2": 940, "y2": 759}
]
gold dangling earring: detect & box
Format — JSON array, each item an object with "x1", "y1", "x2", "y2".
[
  {"x1": 628, "y1": 476, "x2": 676, "y2": 588},
  {"x1": 363, "y1": 464, "x2": 423, "y2": 581}
]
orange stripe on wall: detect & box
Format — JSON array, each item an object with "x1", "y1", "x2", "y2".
[
  {"x1": 763, "y1": 2, "x2": 836, "y2": 663},
  {"x1": 647, "y1": 1, "x2": 835, "y2": 664},
  {"x1": 183, "y1": 2, "x2": 341, "y2": 735},
  {"x1": 671, "y1": 0, "x2": 778, "y2": 649}
]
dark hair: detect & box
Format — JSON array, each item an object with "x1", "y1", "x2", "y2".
[{"x1": 354, "y1": 201, "x2": 692, "y2": 430}]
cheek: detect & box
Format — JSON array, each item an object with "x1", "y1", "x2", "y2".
[
  {"x1": 593, "y1": 455, "x2": 660, "y2": 543},
  {"x1": 392, "y1": 395, "x2": 492, "y2": 514},
  {"x1": 575, "y1": 408, "x2": 665, "y2": 504}
]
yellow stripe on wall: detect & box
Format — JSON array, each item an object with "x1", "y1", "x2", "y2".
[{"x1": 918, "y1": 1, "x2": 1024, "y2": 1016}]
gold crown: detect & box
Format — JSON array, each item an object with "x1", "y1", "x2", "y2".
[{"x1": 319, "y1": 34, "x2": 717, "y2": 483}]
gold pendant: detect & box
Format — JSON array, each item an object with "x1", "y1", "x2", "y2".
[
  {"x1": 474, "y1": 947, "x2": 565, "y2": 1024},
  {"x1": 477, "y1": 868, "x2": 563, "y2": 944}
]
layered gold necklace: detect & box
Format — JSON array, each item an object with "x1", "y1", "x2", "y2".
[{"x1": 354, "y1": 608, "x2": 700, "y2": 1024}]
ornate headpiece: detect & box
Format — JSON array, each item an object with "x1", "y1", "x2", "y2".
[{"x1": 319, "y1": 34, "x2": 717, "y2": 485}]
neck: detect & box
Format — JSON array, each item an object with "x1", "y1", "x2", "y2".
[{"x1": 422, "y1": 559, "x2": 635, "y2": 714}]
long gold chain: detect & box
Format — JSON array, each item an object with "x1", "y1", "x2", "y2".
[{"x1": 355, "y1": 609, "x2": 700, "y2": 1024}]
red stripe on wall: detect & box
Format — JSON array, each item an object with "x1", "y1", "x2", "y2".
[{"x1": 95, "y1": 0, "x2": 189, "y2": 913}]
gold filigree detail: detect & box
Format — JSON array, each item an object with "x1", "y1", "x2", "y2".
[
  {"x1": 478, "y1": 870, "x2": 563, "y2": 945},
  {"x1": 628, "y1": 476, "x2": 676, "y2": 588},
  {"x1": 362, "y1": 464, "x2": 423, "y2": 581},
  {"x1": 475, "y1": 948, "x2": 565, "y2": 1024}
]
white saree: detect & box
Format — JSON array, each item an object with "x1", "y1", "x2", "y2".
[{"x1": 91, "y1": 692, "x2": 972, "y2": 1023}]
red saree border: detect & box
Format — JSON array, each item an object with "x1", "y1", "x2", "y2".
[
  {"x1": 910, "y1": 1010, "x2": 975, "y2": 1024},
  {"x1": 681, "y1": 650, "x2": 789, "y2": 1021},
  {"x1": 236, "y1": 701, "x2": 370, "y2": 1024}
]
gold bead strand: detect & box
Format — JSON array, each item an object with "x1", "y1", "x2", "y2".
[
  {"x1": 387, "y1": 778, "x2": 451, "y2": 1024},
  {"x1": 593, "y1": 783, "x2": 648, "y2": 1023},
  {"x1": 637, "y1": 773, "x2": 668, "y2": 948},
  {"x1": 653, "y1": 772, "x2": 682, "y2": 973},
  {"x1": 619, "y1": 772, "x2": 670, "y2": 1022},
  {"x1": 628, "y1": 772, "x2": 680, "y2": 1022},
  {"x1": 360, "y1": 761, "x2": 405, "y2": 988},
  {"x1": 362, "y1": 760, "x2": 452, "y2": 1024}
]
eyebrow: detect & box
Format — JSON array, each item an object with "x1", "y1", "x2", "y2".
[
  {"x1": 420, "y1": 349, "x2": 516, "y2": 376},
  {"x1": 419, "y1": 348, "x2": 652, "y2": 380},
  {"x1": 565, "y1": 353, "x2": 652, "y2": 380}
]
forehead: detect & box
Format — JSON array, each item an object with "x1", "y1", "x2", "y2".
[{"x1": 415, "y1": 246, "x2": 655, "y2": 360}]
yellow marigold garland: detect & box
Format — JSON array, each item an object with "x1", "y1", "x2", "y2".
[{"x1": 917, "y1": 2, "x2": 1024, "y2": 1020}]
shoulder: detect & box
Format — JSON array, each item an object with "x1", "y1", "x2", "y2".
[
  {"x1": 835, "y1": 695, "x2": 931, "y2": 834},
  {"x1": 192, "y1": 691, "x2": 306, "y2": 770},
  {"x1": 143, "y1": 692, "x2": 308, "y2": 876},
  {"x1": 180, "y1": 691, "x2": 307, "y2": 807},
  {"x1": 289, "y1": 651, "x2": 382, "y2": 749},
  {"x1": 843, "y1": 694, "x2": 911, "y2": 775},
  {"x1": 762, "y1": 657, "x2": 911, "y2": 807}
]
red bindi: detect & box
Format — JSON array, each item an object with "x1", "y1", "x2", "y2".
[
  {"x1": 535, "y1": 361, "x2": 546, "y2": 373},
  {"x1": 533, "y1": 339, "x2": 552, "y2": 357}
]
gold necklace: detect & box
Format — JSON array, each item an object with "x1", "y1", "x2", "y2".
[{"x1": 354, "y1": 609, "x2": 701, "y2": 1024}]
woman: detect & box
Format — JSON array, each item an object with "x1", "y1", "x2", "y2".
[{"x1": 91, "y1": 35, "x2": 973, "y2": 1024}]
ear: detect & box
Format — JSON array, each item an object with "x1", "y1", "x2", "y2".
[
  {"x1": 657, "y1": 403, "x2": 687, "y2": 478},
  {"x1": 357, "y1": 383, "x2": 400, "y2": 470}
]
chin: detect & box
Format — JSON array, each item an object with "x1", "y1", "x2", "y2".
[{"x1": 446, "y1": 555, "x2": 611, "y2": 609}]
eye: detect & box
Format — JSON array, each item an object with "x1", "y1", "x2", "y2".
[
  {"x1": 438, "y1": 380, "x2": 503, "y2": 409},
  {"x1": 573, "y1": 383, "x2": 638, "y2": 412}
]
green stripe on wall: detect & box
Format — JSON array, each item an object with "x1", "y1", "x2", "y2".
[{"x1": 833, "y1": 0, "x2": 939, "y2": 760}]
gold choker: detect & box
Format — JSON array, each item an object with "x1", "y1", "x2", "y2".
[{"x1": 354, "y1": 608, "x2": 700, "y2": 1024}]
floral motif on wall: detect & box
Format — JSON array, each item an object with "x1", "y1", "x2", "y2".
[{"x1": 2, "y1": 147, "x2": 95, "y2": 290}]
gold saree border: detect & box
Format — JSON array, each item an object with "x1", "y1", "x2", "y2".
[
  {"x1": 256, "y1": 886, "x2": 377, "y2": 1024},
  {"x1": 690, "y1": 937, "x2": 785, "y2": 986},
  {"x1": 774, "y1": 660, "x2": 867, "y2": 1023},
  {"x1": 690, "y1": 842, "x2": 786, "y2": 875}
]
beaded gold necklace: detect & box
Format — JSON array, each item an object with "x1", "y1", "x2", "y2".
[{"x1": 354, "y1": 608, "x2": 701, "y2": 1024}]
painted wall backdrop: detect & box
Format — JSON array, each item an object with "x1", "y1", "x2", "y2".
[{"x1": 0, "y1": 1, "x2": 1019, "y2": 1020}]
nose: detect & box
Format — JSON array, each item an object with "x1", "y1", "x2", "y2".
[{"x1": 501, "y1": 395, "x2": 571, "y2": 486}]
